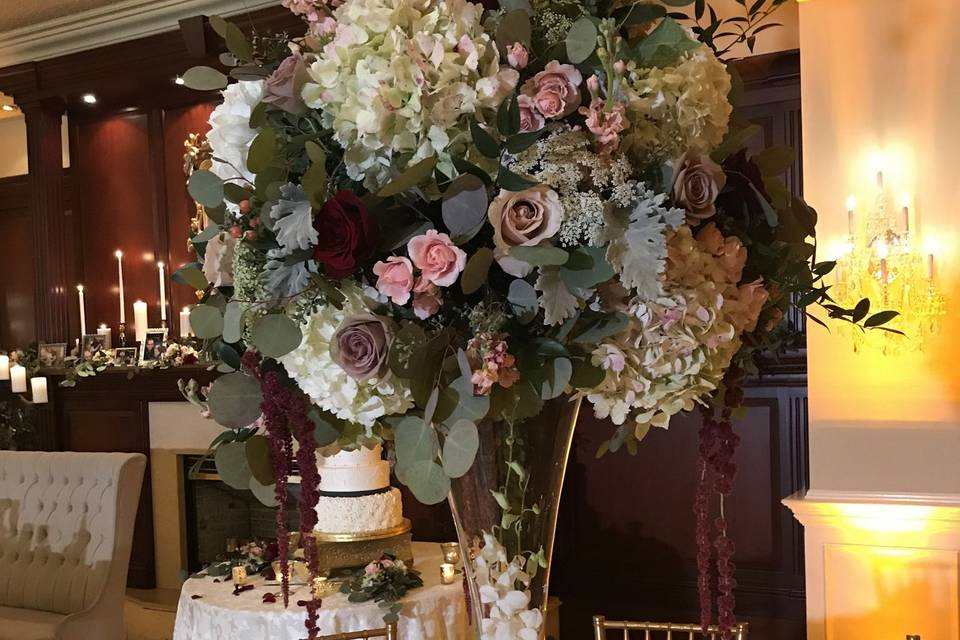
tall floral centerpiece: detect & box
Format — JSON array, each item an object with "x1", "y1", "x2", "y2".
[{"x1": 176, "y1": 1, "x2": 896, "y2": 638}]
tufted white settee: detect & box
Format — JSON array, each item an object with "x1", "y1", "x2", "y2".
[{"x1": 0, "y1": 451, "x2": 146, "y2": 640}]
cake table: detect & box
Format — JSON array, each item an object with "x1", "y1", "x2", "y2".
[{"x1": 172, "y1": 542, "x2": 468, "y2": 640}]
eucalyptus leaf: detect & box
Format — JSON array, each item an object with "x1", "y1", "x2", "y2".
[
  {"x1": 436, "y1": 376, "x2": 490, "y2": 425},
  {"x1": 571, "y1": 313, "x2": 630, "y2": 344},
  {"x1": 406, "y1": 460, "x2": 450, "y2": 505},
  {"x1": 221, "y1": 301, "x2": 244, "y2": 344},
  {"x1": 509, "y1": 245, "x2": 569, "y2": 267},
  {"x1": 302, "y1": 161, "x2": 329, "y2": 208},
  {"x1": 223, "y1": 183, "x2": 253, "y2": 204},
  {"x1": 497, "y1": 166, "x2": 538, "y2": 191},
  {"x1": 187, "y1": 170, "x2": 224, "y2": 208},
  {"x1": 245, "y1": 434, "x2": 274, "y2": 485},
  {"x1": 507, "y1": 278, "x2": 538, "y2": 312},
  {"x1": 570, "y1": 358, "x2": 606, "y2": 389},
  {"x1": 442, "y1": 419, "x2": 479, "y2": 479},
  {"x1": 470, "y1": 120, "x2": 501, "y2": 159},
  {"x1": 173, "y1": 265, "x2": 209, "y2": 291},
  {"x1": 461, "y1": 248, "x2": 494, "y2": 295},
  {"x1": 181, "y1": 66, "x2": 229, "y2": 91},
  {"x1": 559, "y1": 246, "x2": 614, "y2": 289},
  {"x1": 711, "y1": 124, "x2": 761, "y2": 163},
  {"x1": 309, "y1": 408, "x2": 342, "y2": 447},
  {"x1": 378, "y1": 156, "x2": 438, "y2": 197},
  {"x1": 189, "y1": 304, "x2": 224, "y2": 339},
  {"x1": 394, "y1": 415, "x2": 437, "y2": 466},
  {"x1": 497, "y1": 9, "x2": 532, "y2": 49},
  {"x1": 214, "y1": 441, "x2": 253, "y2": 490},
  {"x1": 442, "y1": 174, "x2": 488, "y2": 244},
  {"x1": 541, "y1": 357, "x2": 572, "y2": 400},
  {"x1": 249, "y1": 476, "x2": 278, "y2": 507},
  {"x1": 566, "y1": 17, "x2": 598, "y2": 64},
  {"x1": 246, "y1": 128, "x2": 277, "y2": 175},
  {"x1": 207, "y1": 372, "x2": 263, "y2": 429},
  {"x1": 250, "y1": 314, "x2": 302, "y2": 358},
  {"x1": 209, "y1": 16, "x2": 253, "y2": 62},
  {"x1": 635, "y1": 17, "x2": 698, "y2": 67}
]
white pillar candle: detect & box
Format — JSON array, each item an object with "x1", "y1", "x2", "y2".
[
  {"x1": 231, "y1": 566, "x2": 247, "y2": 586},
  {"x1": 180, "y1": 307, "x2": 192, "y2": 338},
  {"x1": 77, "y1": 285, "x2": 87, "y2": 336},
  {"x1": 10, "y1": 365, "x2": 26, "y2": 393},
  {"x1": 158, "y1": 262, "x2": 167, "y2": 322},
  {"x1": 0, "y1": 355, "x2": 8, "y2": 380},
  {"x1": 115, "y1": 250, "x2": 126, "y2": 324},
  {"x1": 30, "y1": 377, "x2": 48, "y2": 404},
  {"x1": 134, "y1": 300, "x2": 148, "y2": 343}
]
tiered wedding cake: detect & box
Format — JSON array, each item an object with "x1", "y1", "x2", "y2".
[{"x1": 314, "y1": 444, "x2": 405, "y2": 535}]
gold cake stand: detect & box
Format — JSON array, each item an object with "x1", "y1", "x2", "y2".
[
  {"x1": 311, "y1": 518, "x2": 412, "y2": 543},
  {"x1": 305, "y1": 519, "x2": 414, "y2": 572}
]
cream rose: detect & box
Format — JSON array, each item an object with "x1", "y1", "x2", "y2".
[
  {"x1": 488, "y1": 185, "x2": 563, "y2": 277},
  {"x1": 672, "y1": 152, "x2": 727, "y2": 221}
]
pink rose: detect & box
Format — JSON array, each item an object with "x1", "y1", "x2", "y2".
[
  {"x1": 698, "y1": 223, "x2": 746, "y2": 282},
  {"x1": 412, "y1": 277, "x2": 442, "y2": 320},
  {"x1": 580, "y1": 99, "x2": 629, "y2": 155},
  {"x1": 373, "y1": 256, "x2": 414, "y2": 305},
  {"x1": 521, "y1": 60, "x2": 582, "y2": 119},
  {"x1": 407, "y1": 230, "x2": 467, "y2": 287},
  {"x1": 672, "y1": 152, "x2": 727, "y2": 222},
  {"x1": 263, "y1": 54, "x2": 308, "y2": 115},
  {"x1": 517, "y1": 95, "x2": 545, "y2": 133},
  {"x1": 506, "y1": 43, "x2": 529, "y2": 70}
]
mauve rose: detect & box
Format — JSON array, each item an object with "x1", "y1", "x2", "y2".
[
  {"x1": 333, "y1": 314, "x2": 394, "y2": 380},
  {"x1": 488, "y1": 185, "x2": 563, "y2": 277},
  {"x1": 521, "y1": 60, "x2": 582, "y2": 119},
  {"x1": 517, "y1": 94, "x2": 544, "y2": 133},
  {"x1": 263, "y1": 54, "x2": 308, "y2": 115},
  {"x1": 672, "y1": 152, "x2": 727, "y2": 222},
  {"x1": 313, "y1": 191, "x2": 378, "y2": 279}
]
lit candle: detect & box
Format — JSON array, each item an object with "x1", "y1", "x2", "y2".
[
  {"x1": 31, "y1": 377, "x2": 48, "y2": 404},
  {"x1": 876, "y1": 170, "x2": 884, "y2": 189},
  {"x1": 441, "y1": 542, "x2": 461, "y2": 565},
  {"x1": 900, "y1": 193, "x2": 910, "y2": 234},
  {"x1": 440, "y1": 562, "x2": 456, "y2": 585},
  {"x1": 158, "y1": 261, "x2": 167, "y2": 322},
  {"x1": 928, "y1": 253, "x2": 935, "y2": 280},
  {"x1": 231, "y1": 566, "x2": 248, "y2": 586},
  {"x1": 180, "y1": 307, "x2": 192, "y2": 338},
  {"x1": 0, "y1": 355, "x2": 8, "y2": 380},
  {"x1": 133, "y1": 300, "x2": 148, "y2": 343},
  {"x1": 880, "y1": 258, "x2": 888, "y2": 284},
  {"x1": 77, "y1": 285, "x2": 87, "y2": 336},
  {"x1": 845, "y1": 195, "x2": 856, "y2": 237},
  {"x1": 115, "y1": 250, "x2": 126, "y2": 324},
  {"x1": 10, "y1": 365, "x2": 26, "y2": 393}
]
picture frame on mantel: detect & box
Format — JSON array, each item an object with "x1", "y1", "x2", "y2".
[
  {"x1": 81, "y1": 334, "x2": 109, "y2": 361},
  {"x1": 139, "y1": 329, "x2": 169, "y2": 363},
  {"x1": 38, "y1": 342, "x2": 67, "y2": 368},
  {"x1": 113, "y1": 347, "x2": 139, "y2": 367}
]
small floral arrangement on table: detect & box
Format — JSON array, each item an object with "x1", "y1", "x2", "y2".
[
  {"x1": 202, "y1": 539, "x2": 279, "y2": 578},
  {"x1": 339, "y1": 554, "x2": 424, "y2": 624},
  {"x1": 173, "y1": 0, "x2": 898, "y2": 637}
]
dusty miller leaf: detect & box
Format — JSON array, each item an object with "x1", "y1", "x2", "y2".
[
  {"x1": 270, "y1": 184, "x2": 318, "y2": 254},
  {"x1": 536, "y1": 267, "x2": 579, "y2": 326}
]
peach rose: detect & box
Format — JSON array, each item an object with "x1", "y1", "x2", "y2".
[
  {"x1": 672, "y1": 152, "x2": 727, "y2": 222},
  {"x1": 521, "y1": 60, "x2": 582, "y2": 119},
  {"x1": 407, "y1": 230, "x2": 467, "y2": 287},
  {"x1": 373, "y1": 256, "x2": 414, "y2": 305},
  {"x1": 517, "y1": 94, "x2": 545, "y2": 133},
  {"x1": 488, "y1": 185, "x2": 563, "y2": 277},
  {"x1": 412, "y1": 277, "x2": 442, "y2": 320}
]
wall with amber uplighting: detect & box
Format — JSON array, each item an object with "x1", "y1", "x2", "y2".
[{"x1": 800, "y1": 0, "x2": 960, "y2": 496}]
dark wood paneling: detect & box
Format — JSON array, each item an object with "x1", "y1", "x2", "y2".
[
  {"x1": 75, "y1": 112, "x2": 161, "y2": 340},
  {"x1": 162, "y1": 101, "x2": 216, "y2": 321},
  {"x1": 0, "y1": 176, "x2": 35, "y2": 349}
]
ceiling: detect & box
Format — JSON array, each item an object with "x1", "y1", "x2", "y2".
[{"x1": 0, "y1": 0, "x2": 117, "y2": 33}]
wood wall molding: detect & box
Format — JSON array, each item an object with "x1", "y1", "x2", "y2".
[{"x1": 0, "y1": 0, "x2": 276, "y2": 69}]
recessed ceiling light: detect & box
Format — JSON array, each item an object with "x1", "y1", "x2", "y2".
[
  {"x1": 1, "y1": 105, "x2": 14, "y2": 112},
  {"x1": 174, "y1": 76, "x2": 185, "y2": 86},
  {"x1": 81, "y1": 93, "x2": 97, "y2": 104}
]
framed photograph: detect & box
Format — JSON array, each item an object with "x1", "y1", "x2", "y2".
[
  {"x1": 139, "y1": 329, "x2": 169, "y2": 363},
  {"x1": 37, "y1": 342, "x2": 67, "y2": 368},
  {"x1": 113, "y1": 347, "x2": 139, "y2": 367},
  {"x1": 81, "y1": 334, "x2": 109, "y2": 361}
]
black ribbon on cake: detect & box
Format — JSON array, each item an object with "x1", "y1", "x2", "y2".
[{"x1": 318, "y1": 487, "x2": 392, "y2": 498}]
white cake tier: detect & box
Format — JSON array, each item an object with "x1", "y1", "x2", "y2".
[
  {"x1": 314, "y1": 488, "x2": 404, "y2": 534},
  {"x1": 317, "y1": 444, "x2": 390, "y2": 493}
]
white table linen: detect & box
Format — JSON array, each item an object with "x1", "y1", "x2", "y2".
[{"x1": 173, "y1": 542, "x2": 468, "y2": 640}]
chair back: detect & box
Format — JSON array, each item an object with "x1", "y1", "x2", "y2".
[
  {"x1": 593, "y1": 616, "x2": 749, "y2": 640},
  {"x1": 0, "y1": 451, "x2": 146, "y2": 615},
  {"x1": 320, "y1": 622, "x2": 398, "y2": 639}
]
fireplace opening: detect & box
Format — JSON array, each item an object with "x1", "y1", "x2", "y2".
[{"x1": 181, "y1": 455, "x2": 300, "y2": 572}]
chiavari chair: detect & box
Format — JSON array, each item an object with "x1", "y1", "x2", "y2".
[
  {"x1": 593, "y1": 616, "x2": 749, "y2": 640},
  {"x1": 320, "y1": 622, "x2": 399, "y2": 639}
]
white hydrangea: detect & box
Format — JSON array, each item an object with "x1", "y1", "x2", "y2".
[
  {"x1": 280, "y1": 283, "x2": 413, "y2": 428},
  {"x1": 473, "y1": 533, "x2": 543, "y2": 640},
  {"x1": 624, "y1": 45, "x2": 732, "y2": 158},
  {"x1": 301, "y1": 0, "x2": 518, "y2": 189},
  {"x1": 207, "y1": 80, "x2": 265, "y2": 183}
]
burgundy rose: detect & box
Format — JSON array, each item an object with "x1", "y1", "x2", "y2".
[
  {"x1": 312, "y1": 191, "x2": 378, "y2": 279},
  {"x1": 332, "y1": 314, "x2": 394, "y2": 380}
]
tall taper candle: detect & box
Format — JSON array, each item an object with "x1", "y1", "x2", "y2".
[
  {"x1": 180, "y1": 307, "x2": 192, "y2": 338},
  {"x1": 134, "y1": 300, "x2": 148, "y2": 343},
  {"x1": 0, "y1": 355, "x2": 8, "y2": 380},
  {"x1": 845, "y1": 195, "x2": 856, "y2": 237},
  {"x1": 10, "y1": 365, "x2": 26, "y2": 393},
  {"x1": 115, "y1": 250, "x2": 126, "y2": 323},
  {"x1": 928, "y1": 254, "x2": 935, "y2": 280},
  {"x1": 77, "y1": 285, "x2": 87, "y2": 336},
  {"x1": 31, "y1": 377, "x2": 48, "y2": 404},
  {"x1": 900, "y1": 193, "x2": 910, "y2": 234},
  {"x1": 158, "y1": 262, "x2": 167, "y2": 322}
]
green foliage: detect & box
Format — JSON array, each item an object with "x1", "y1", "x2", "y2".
[
  {"x1": 190, "y1": 304, "x2": 224, "y2": 339},
  {"x1": 181, "y1": 66, "x2": 228, "y2": 91},
  {"x1": 207, "y1": 372, "x2": 263, "y2": 429},
  {"x1": 249, "y1": 314, "x2": 302, "y2": 358},
  {"x1": 187, "y1": 170, "x2": 224, "y2": 208},
  {"x1": 635, "y1": 17, "x2": 699, "y2": 67},
  {"x1": 461, "y1": 248, "x2": 494, "y2": 295},
  {"x1": 565, "y1": 17, "x2": 599, "y2": 64},
  {"x1": 377, "y1": 156, "x2": 438, "y2": 197}
]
